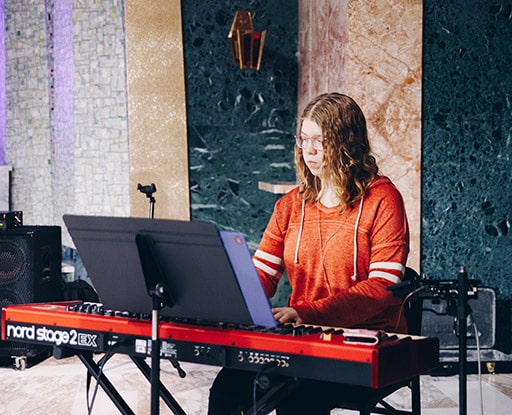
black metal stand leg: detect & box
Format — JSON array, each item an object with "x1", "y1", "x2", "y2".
[
  {"x1": 150, "y1": 290, "x2": 163, "y2": 415},
  {"x1": 151, "y1": 336, "x2": 160, "y2": 415},
  {"x1": 130, "y1": 355, "x2": 187, "y2": 415},
  {"x1": 78, "y1": 353, "x2": 135, "y2": 415},
  {"x1": 411, "y1": 376, "x2": 421, "y2": 415}
]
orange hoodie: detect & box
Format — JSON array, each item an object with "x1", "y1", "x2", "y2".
[{"x1": 253, "y1": 176, "x2": 410, "y2": 332}]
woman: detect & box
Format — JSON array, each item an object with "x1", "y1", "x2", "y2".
[{"x1": 208, "y1": 92, "x2": 410, "y2": 414}]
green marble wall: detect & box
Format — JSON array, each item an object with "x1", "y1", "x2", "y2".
[
  {"x1": 181, "y1": 0, "x2": 297, "y2": 306},
  {"x1": 422, "y1": 1, "x2": 511, "y2": 292},
  {"x1": 422, "y1": 0, "x2": 512, "y2": 351},
  {"x1": 181, "y1": 0, "x2": 298, "y2": 249}
]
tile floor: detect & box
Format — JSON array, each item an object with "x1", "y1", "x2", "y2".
[{"x1": 1, "y1": 352, "x2": 512, "y2": 414}]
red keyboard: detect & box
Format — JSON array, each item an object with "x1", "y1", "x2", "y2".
[{"x1": 2, "y1": 302, "x2": 439, "y2": 388}]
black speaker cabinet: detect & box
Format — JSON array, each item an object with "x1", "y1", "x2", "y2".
[
  {"x1": 0, "y1": 226, "x2": 62, "y2": 365},
  {"x1": 421, "y1": 287, "x2": 496, "y2": 349}
]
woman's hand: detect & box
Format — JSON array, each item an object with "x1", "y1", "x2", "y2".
[{"x1": 272, "y1": 307, "x2": 303, "y2": 325}]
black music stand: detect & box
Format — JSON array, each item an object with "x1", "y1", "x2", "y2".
[
  {"x1": 61, "y1": 186, "x2": 187, "y2": 415},
  {"x1": 138, "y1": 183, "x2": 165, "y2": 415},
  {"x1": 137, "y1": 183, "x2": 185, "y2": 415},
  {"x1": 136, "y1": 233, "x2": 181, "y2": 415},
  {"x1": 63, "y1": 212, "x2": 275, "y2": 414}
]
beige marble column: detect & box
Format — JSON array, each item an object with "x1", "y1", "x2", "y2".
[
  {"x1": 298, "y1": 0, "x2": 423, "y2": 271},
  {"x1": 124, "y1": 0, "x2": 190, "y2": 220}
]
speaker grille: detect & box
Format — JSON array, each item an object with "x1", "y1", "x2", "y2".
[
  {"x1": 0, "y1": 226, "x2": 62, "y2": 360},
  {"x1": 0, "y1": 289, "x2": 25, "y2": 308},
  {"x1": 0, "y1": 239, "x2": 28, "y2": 284}
]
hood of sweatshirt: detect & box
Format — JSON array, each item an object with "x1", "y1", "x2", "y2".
[{"x1": 293, "y1": 176, "x2": 392, "y2": 280}]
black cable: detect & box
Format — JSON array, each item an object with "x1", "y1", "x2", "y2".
[
  {"x1": 252, "y1": 374, "x2": 258, "y2": 415},
  {"x1": 393, "y1": 285, "x2": 425, "y2": 332},
  {"x1": 251, "y1": 361, "x2": 278, "y2": 415}
]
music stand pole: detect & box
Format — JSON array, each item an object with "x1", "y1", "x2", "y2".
[
  {"x1": 137, "y1": 184, "x2": 186, "y2": 415},
  {"x1": 150, "y1": 284, "x2": 164, "y2": 415},
  {"x1": 139, "y1": 183, "x2": 160, "y2": 414},
  {"x1": 137, "y1": 235, "x2": 185, "y2": 415}
]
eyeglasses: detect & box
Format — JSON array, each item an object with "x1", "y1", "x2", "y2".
[{"x1": 295, "y1": 134, "x2": 323, "y2": 151}]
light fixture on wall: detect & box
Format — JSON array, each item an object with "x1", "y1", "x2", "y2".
[{"x1": 228, "y1": 10, "x2": 266, "y2": 70}]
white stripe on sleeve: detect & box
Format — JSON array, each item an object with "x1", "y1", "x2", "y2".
[{"x1": 253, "y1": 258, "x2": 280, "y2": 277}]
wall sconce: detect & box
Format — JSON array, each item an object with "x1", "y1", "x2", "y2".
[{"x1": 228, "y1": 10, "x2": 266, "y2": 70}]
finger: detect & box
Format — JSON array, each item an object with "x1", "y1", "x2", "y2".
[
  {"x1": 272, "y1": 307, "x2": 285, "y2": 318},
  {"x1": 272, "y1": 309, "x2": 287, "y2": 322},
  {"x1": 280, "y1": 311, "x2": 295, "y2": 324}
]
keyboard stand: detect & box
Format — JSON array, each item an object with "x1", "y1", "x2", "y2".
[
  {"x1": 54, "y1": 349, "x2": 187, "y2": 415},
  {"x1": 130, "y1": 354, "x2": 187, "y2": 414},
  {"x1": 78, "y1": 352, "x2": 134, "y2": 414}
]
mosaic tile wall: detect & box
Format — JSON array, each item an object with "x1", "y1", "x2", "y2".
[
  {"x1": 3, "y1": 0, "x2": 130, "y2": 248},
  {"x1": 0, "y1": 1, "x2": 5, "y2": 166},
  {"x1": 4, "y1": 1, "x2": 53, "y2": 226}
]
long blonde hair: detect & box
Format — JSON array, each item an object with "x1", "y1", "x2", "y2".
[{"x1": 295, "y1": 93, "x2": 379, "y2": 211}]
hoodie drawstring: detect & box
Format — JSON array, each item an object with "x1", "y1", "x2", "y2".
[
  {"x1": 294, "y1": 198, "x2": 306, "y2": 264},
  {"x1": 351, "y1": 196, "x2": 364, "y2": 281}
]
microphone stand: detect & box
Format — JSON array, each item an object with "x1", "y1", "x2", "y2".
[
  {"x1": 387, "y1": 266, "x2": 476, "y2": 415},
  {"x1": 457, "y1": 265, "x2": 469, "y2": 415}
]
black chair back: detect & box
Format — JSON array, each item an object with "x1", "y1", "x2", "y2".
[{"x1": 402, "y1": 267, "x2": 423, "y2": 336}]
